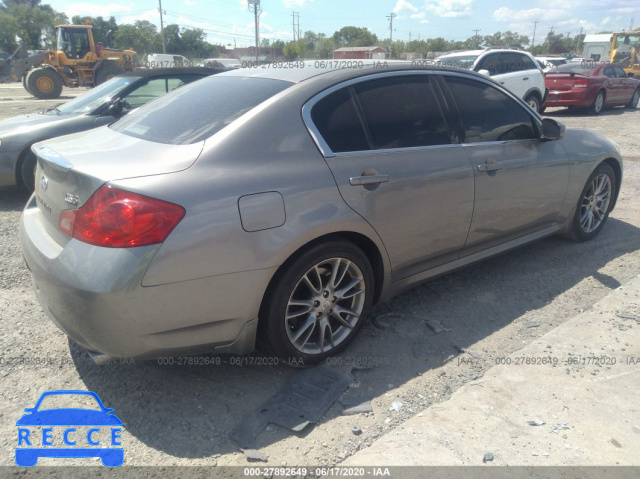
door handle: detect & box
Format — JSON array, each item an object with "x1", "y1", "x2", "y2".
[
  {"x1": 349, "y1": 174, "x2": 389, "y2": 186},
  {"x1": 478, "y1": 163, "x2": 503, "y2": 172},
  {"x1": 523, "y1": 77, "x2": 529, "y2": 80}
]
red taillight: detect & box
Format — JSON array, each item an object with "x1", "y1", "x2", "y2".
[
  {"x1": 58, "y1": 185, "x2": 185, "y2": 248},
  {"x1": 574, "y1": 78, "x2": 588, "y2": 88}
]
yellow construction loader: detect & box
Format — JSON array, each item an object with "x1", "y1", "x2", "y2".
[
  {"x1": 0, "y1": 25, "x2": 136, "y2": 99},
  {"x1": 610, "y1": 31, "x2": 640, "y2": 76}
]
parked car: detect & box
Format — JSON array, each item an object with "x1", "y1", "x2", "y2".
[
  {"x1": 435, "y1": 48, "x2": 546, "y2": 111},
  {"x1": 535, "y1": 56, "x2": 567, "y2": 72},
  {"x1": 544, "y1": 62, "x2": 640, "y2": 114},
  {"x1": 198, "y1": 58, "x2": 242, "y2": 69},
  {"x1": 146, "y1": 53, "x2": 191, "y2": 68},
  {"x1": 0, "y1": 67, "x2": 223, "y2": 191},
  {"x1": 20, "y1": 63, "x2": 622, "y2": 366}
]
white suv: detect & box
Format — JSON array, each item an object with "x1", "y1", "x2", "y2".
[{"x1": 435, "y1": 48, "x2": 547, "y2": 112}]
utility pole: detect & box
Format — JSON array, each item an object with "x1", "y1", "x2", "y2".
[
  {"x1": 248, "y1": 0, "x2": 262, "y2": 62},
  {"x1": 472, "y1": 28, "x2": 481, "y2": 48},
  {"x1": 531, "y1": 21, "x2": 539, "y2": 48},
  {"x1": 387, "y1": 13, "x2": 396, "y2": 58},
  {"x1": 546, "y1": 26, "x2": 554, "y2": 54},
  {"x1": 292, "y1": 12, "x2": 300, "y2": 41},
  {"x1": 158, "y1": 0, "x2": 166, "y2": 53}
]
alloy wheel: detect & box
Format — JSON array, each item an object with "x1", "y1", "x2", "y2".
[
  {"x1": 579, "y1": 173, "x2": 611, "y2": 233},
  {"x1": 285, "y1": 257, "x2": 366, "y2": 355}
]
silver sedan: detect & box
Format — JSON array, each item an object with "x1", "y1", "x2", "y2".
[{"x1": 20, "y1": 63, "x2": 622, "y2": 365}]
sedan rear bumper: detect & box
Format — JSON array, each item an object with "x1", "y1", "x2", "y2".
[
  {"x1": 20, "y1": 197, "x2": 273, "y2": 360},
  {"x1": 544, "y1": 89, "x2": 592, "y2": 108}
]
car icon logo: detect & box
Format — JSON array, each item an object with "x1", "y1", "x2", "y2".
[
  {"x1": 40, "y1": 176, "x2": 48, "y2": 191},
  {"x1": 15, "y1": 390, "x2": 123, "y2": 467}
]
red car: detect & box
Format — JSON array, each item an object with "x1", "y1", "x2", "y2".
[{"x1": 543, "y1": 62, "x2": 640, "y2": 114}]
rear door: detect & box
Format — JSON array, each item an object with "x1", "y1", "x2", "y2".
[
  {"x1": 306, "y1": 72, "x2": 475, "y2": 280},
  {"x1": 441, "y1": 74, "x2": 570, "y2": 255}
]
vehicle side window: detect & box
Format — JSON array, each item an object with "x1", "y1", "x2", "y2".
[
  {"x1": 311, "y1": 87, "x2": 370, "y2": 153},
  {"x1": 603, "y1": 66, "x2": 615, "y2": 78},
  {"x1": 122, "y1": 78, "x2": 171, "y2": 109},
  {"x1": 476, "y1": 53, "x2": 500, "y2": 75},
  {"x1": 613, "y1": 66, "x2": 627, "y2": 78},
  {"x1": 353, "y1": 75, "x2": 450, "y2": 149},
  {"x1": 444, "y1": 76, "x2": 536, "y2": 143}
]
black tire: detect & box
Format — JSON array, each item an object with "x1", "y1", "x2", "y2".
[
  {"x1": 590, "y1": 90, "x2": 605, "y2": 115},
  {"x1": 626, "y1": 88, "x2": 640, "y2": 109},
  {"x1": 22, "y1": 73, "x2": 33, "y2": 96},
  {"x1": 95, "y1": 63, "x2": 125, "y2": 85},
  {"x1": 525, "y1": 94, "x2": 540, "y2": 112},
  {"x1": 562, "y1": 163, "x2": 616, "y2": 242},
  {"x1": 20, "y1": 149, "x2": 37, "y2": 192},
  {"x1": 26, "y1": 68, "x2": 63, "y2": 99},
  {"x1": 259, "y1": 241, "x2": 374, "y2": 365}
]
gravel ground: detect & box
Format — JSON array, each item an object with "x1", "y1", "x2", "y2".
[{"x1": 0, "y1": 83, "x2": 639, "y2": 468}]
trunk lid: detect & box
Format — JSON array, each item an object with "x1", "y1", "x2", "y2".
[
  {"x1": 32, "y1": 126, "x2": 203, "y2": 233},
  {"x1": 546, "y1": 73, "x2": 586, "y2": 91}
]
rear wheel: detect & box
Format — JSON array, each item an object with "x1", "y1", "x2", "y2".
[
  {"x1": 95, "y1": 63, "x2": 125, "y2": 85},
  {"x1": 524, "y1": 94, "x2": 540, "y2": 112},
  {"x1": 590, "y1": 90, "x2": 605, "y2": 115},
  {"x1": 562, "y1": 163, "x2": 616, "y2": 242},
  {"x1": 26, "y1": 68, "x2": 63, "y2": 99},
  {"x1": 259, "y1": 242, "x2": 374, "y2": 365},
  {"x1": 20, "y1": 149, "x2": 37, "y2": 192},
  {"x1": 626, "y1": 88, "x2": 640, "y2": 109}
]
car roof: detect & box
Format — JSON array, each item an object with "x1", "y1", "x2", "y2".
[
  {"x1": 119, "y1": 67, "x2": 225, "y2": 78},
  {"x1": 217, "y1": 60, "x2": 471, "y2": 84}
]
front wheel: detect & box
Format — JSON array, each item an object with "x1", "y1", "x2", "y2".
[
  {"x1": 20, "y1": 150, "x2": 37, "y2": 192},
  {"x1": 626, "y1": 88, "x2": 640, "y2": 109},
  {"x1": 562, "y1": 163, "x2": 616, "y2": 242},
  {"x1": 259, "y1": 242, "x2": 374, "y2": 365},
  {"x1": 26, "y1": 68, "x2": 63, "y2": 99}
]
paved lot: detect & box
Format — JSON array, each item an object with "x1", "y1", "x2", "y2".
[{"x1": 0, "y1": 81, "x2": 639, "y2": 470}]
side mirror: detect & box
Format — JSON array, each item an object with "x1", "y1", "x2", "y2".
[
  {"x1": 627, "y1": 72, "x2": 635, "y2": 77},
  {"x1": 541, "y1": 118, "x2": 565, "y2": 140},
  {"x1": 478, "y1": 69, "x2": 490, "y2": 76},
  {"x1": 108, "y1": 99, "x2": 124, "y2": 117}
]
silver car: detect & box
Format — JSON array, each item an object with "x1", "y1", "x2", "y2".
[{"x1": 20, "y1": 63, "x2": 622, "y2": 365}]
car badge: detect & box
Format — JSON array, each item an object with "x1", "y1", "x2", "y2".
[
  {"x1": 40, "y1": 176, "x2": 48, "y2": 191},
  {"x1": 64, "y1": 193, "x2": 79, "y2": 206}
]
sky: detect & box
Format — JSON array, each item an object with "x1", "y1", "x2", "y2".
[{"x1": 45, "y1": 0, "x2": 640, "y2": 48}]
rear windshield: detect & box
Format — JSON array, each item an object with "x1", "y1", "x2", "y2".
[
  {"x1": 548, "y1": 63, "x2": 597, "y2": 75},
  {"x1": 110, "y1": 76, "x2": 292, "y2": 145}
]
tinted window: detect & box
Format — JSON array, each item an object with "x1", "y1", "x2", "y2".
[
  {"x1": 476, "y1": 53, "x2": 500, "y2": 74},
  {"x1": 613, "y1": 66, "x2": 627, "y2": 78},
  {"x1": 444, "y1": 76, "x2": 536, "y2": 143},
  {"x1": 500, "y1": 52, "x2": 536, "y2": 73},
  {"x1": 121, "y1": 75, "x2": 202, "y2": 110},
  {"x1": 57, "y1": 76, "x2": 138, "y2": 114},
  {"x1": 111, "y1": 76, "x2": 291, "y2": 145},
  {"x1": 311, "y1": 87, "x2": 369, "y2": 153},
  {"x1": 603, "y1": 66, "x2": 615, "y2": 78},
  {"x1": 548, "y1": 63, "x2": 597, "y2": 75},
  {"x1": 353, "y1": 75, "x2": 450, "y2": 149}
]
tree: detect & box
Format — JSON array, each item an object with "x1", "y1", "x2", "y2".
[
  {"x1": 1, "y1": 0, "x2": 68, "y2": 49},
  {"x1": 314, "y1": 37, "x2": 335, "y2": 59},
  {"x1": 0, "y1": 10, "x2": 19, "y2": 52},
  {"x1": 113, "y1": 21, "x2": 160, "y2": 54},
  {"x1": 71, "y1": 15, "x2": 118, "y2": 45},
  {"x1": 180, "y1": 27, "x2": 208, "y2": 58},
  {"x1": 271, "y1": 39, "x2": 285, "y2": 49},
  {"x1": 282, "y1": 40, "x2": 301, "y2": 60},
  {"x1": 162, "y1": 24, "x2": 182, "y2": 53},
  {"x1": 332, "y1": 26, "x2": 377, "y2": 47}
]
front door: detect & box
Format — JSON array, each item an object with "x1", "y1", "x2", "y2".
[{"x1": 442, "y1": 75, "x2": 570, "y2": 255}]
